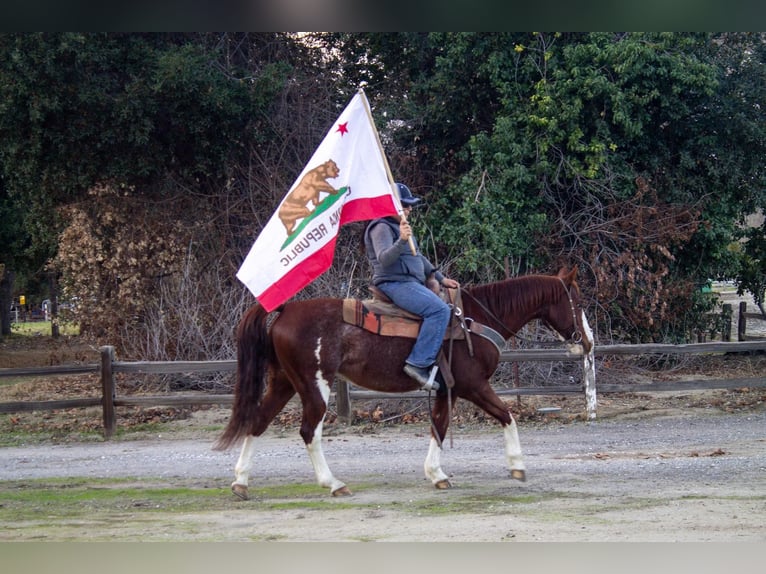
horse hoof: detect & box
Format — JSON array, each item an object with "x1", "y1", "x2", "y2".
[
  {"x1": 231, "y1": 483, "x2": 249, "y2": 501},
  {"x1": 435, "y1": 479, "x2": 452, "y2": 490},
  {"x1": 511, "y1": 469, "x2": 527, "y2": 482},
  {"x1": 332, "y1": 486, "x2": 352, "y2": 497}
]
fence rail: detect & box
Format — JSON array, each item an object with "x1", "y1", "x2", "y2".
[{"x1": 2, "y1": 340, "x2": 766, "y2": 439}]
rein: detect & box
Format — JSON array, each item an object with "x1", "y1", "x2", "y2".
[
  {"x1": 459, "y1": 288, "x2": 515, "y2": 340},
  {"x1": 459, "y1": 280, "x2": 583, "y2": 347}
]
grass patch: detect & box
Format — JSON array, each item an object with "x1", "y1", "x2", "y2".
[
  {"x1": 3, "y1": 476, "x2": 761, "y2": 541},
  {"x1": 10, "y1": 321, "x2": 80, "y2": 337},
  {"x1": 246, "y1": 481, "x2": 376, "y2": 509},
  {"x1": 0, "y1": 428, "x2": 105, "y2": 447},
  {"x1": 0, "y1": 478, "x2": 379, "y2": 520},
  {"x1": 681, "y1": 493, "x2": 766, "y2": 502},
  {"x1": 0, "y1": 478, "x2": 230, "y2": 522},
  {"x1": 416, "y1": 494, "x2": 546, "y2": 515}
]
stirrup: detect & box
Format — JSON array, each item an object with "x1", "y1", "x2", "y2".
[
  {"x1": 405, "y1": 363, "x2": 440, "y2": 392},
  {"x1": 424, "y1": 365, "x2": 440, "y2": 391}
]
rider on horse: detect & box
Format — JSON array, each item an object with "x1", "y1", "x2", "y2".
[{"x1": 363, "y1": 183, "x2": 460, "y2": 391}]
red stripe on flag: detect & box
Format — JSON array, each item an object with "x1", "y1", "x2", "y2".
[
  {"x1": 255, "y1": 238, "x2": 338, "y2": 312},
  {"x1": 339, "y1": 195, "x2": 398, "y2": 225}
]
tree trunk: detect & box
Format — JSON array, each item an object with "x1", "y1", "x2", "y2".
[{"x1": 0, "y1": 266, "x2": 14, "y2": 337}]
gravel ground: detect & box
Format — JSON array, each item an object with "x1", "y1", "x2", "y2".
[{"x1": 2, "y1": 403, "x2": 764, "y2": 541}]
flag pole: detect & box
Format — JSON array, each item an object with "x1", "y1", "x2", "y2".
[{"x1": 359, "y1": 88, "x2": 417, "y2": 256}]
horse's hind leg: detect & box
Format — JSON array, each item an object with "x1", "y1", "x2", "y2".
[
  {"x1": 231, "y1": 371, "x2": 296, "y2": 500},
  {"x1": 232, "y1": 436, "x2": 257, "y2": 500},
  {"x1": 303, "y1": 410, "x2": 349, "y2": 496},
  {"x1": 298, "y1": 370, "x2": 350, "y2": 497}
]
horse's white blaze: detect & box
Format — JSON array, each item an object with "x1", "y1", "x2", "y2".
[
  {"x1": 580, "y1": 311, "x2": 598, "y2": 420},
  {"x1": 503, "y1": 414, "x2": 526, "y2": 472},
  {"x1": 424, "y1": 437, "x2": 449, "y2": 484},
  {"x1": 305, "y1": 336, "x2": 346, "y2": 493},
  {"x1": 233, "y1": 435, "x2": 257, "y2": 487},
  {"x1": 313, "y1": 337, "x2": 332, "y2": 404}
]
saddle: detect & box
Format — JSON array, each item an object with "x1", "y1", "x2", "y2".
[
  {"x1": 341, "y1": 282, "x2": 506, "y2": 393},
  {"x1": 342, "y1": 283, "x2": 465, "y2": 392},
  {"x1": 342, "y1": 284, "x2": 465, "y2": 340}
]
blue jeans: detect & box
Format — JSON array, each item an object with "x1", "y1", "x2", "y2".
[{"x1": 377, "y1": 281, "x2": 451, "y2": 368}]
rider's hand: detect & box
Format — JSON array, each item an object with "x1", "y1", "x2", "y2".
[
  {"x1": 441, "y1": 278, "x2": 459, "y2": 289},
  {"x1": 399, "y1": 220, "x2": 412, "y2": 242}
]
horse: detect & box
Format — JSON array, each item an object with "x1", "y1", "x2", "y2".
[{"x1": 215, "y1": 266, "x2": 593, "y2": 500}]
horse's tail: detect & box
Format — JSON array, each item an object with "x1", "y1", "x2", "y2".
[{"x1": 214, "y1": 303, "x2": 277, "y2": 450}]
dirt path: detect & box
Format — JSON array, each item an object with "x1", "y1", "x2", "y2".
[{"x1": 2, "y1": 404, "x2": 764, "y2": 541}]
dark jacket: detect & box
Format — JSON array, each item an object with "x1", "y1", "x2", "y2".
[{"x1": 364, "y1": 217, "x2": 444, "y2": 286}]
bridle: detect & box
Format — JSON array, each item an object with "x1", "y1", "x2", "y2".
[{"x1": 557, "y1": 276, "x2": 584, "y2": 345}]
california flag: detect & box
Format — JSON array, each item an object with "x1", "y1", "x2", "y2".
[{"x1": 237, "y1": 89, "x2": 401, "y2": 311}]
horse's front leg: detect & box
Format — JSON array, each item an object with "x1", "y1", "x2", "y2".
[
  {"x1": 460, "y1": 379, "x2": 527, "y2": 482},
  {"x1": 423, "y1": 394, "x2": 452, "y2": 489},
  {"x1": 503, "y1": 412, "x2": 526, "y2": 481}
]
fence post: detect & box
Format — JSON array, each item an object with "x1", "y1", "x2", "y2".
[
  {"x1": 335, "y1": 380, "x2": 351, "y2": 423},
  {"x1": 738, "y1": 301, "x2": 748, "y2": 341},
  {"x1": 100, "y1": 345, "x2": 116, "y2": 439},
  {"x1": 582, "y1": 346, "x2": 597, "y2": 420},
  {"x1": 722, "y1": 304, "x2": 732, "y2": 342}
]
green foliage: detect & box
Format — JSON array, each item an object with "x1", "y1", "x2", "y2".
[
  {"x1": 0, "y1": 183, "x2": 27, "y2": 267},
  {"x1": 428, "y1": 126, "x2": 547, "y2": 279},
  {"x1": 0, "y1": 34, "x2": 254, "y2": 200},
  {"x1": 352, "y1": 33, "x2": 766, "y2": 339},
  {"x1": 0, "y1": 33, "x2": 278, "y2": 278}
]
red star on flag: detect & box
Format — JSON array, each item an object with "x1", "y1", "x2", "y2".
[{"x1": 336, "y1": 121, "x2": 349, "y2": 136}]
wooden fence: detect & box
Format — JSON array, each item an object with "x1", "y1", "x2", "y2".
[
  {"x1": 2, "y1": 338, "x2": 766, "y2": 439},
  {"x1": 690, "y1": 302, "x2": 766, "y2": 342},
  {"x1": 735, "y1": 301, "x2": 766, "y2": 341}
]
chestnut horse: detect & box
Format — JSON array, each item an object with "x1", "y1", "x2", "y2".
[{"x1": 215, "y1": 267, "x2": 593, "y2": 500}]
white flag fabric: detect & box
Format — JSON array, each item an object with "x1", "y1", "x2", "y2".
[{"x1": 237, "y1": 90, "x2": 401, "y2": 311}]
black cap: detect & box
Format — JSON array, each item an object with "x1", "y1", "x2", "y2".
[{"x1": 396, "y1": 183, "x2": 422, "y2": 207}]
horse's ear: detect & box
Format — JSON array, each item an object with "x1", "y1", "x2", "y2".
[{"x1": 557, "y1": 265, "x2": 578, "y2": 284}]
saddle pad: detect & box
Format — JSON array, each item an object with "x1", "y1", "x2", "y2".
[{"x1": 342, "y1": 298, "x2": 466, "y2": 340}]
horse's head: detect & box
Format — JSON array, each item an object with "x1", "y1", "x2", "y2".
[
  {"x1": 542, "y1": 266, "x2": 594, "y2": 355},
  {"x1": 462, "y1": 267, "x2": 594, "y2": 356}
]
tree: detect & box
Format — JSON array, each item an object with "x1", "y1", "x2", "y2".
[
  {"x1": 335, "y1": 32, "x2": 766, "y2": 341},
  {"x1": 0, "y1": 33, "x2": 289, "y2": 347},
  {"x1": 0, "y1": 180, "x2": 28, "y2": 336}
]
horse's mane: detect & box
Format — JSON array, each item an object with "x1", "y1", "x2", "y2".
[{"x1": 464, "y1": 275, "x2": 565, "y2": 318}]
